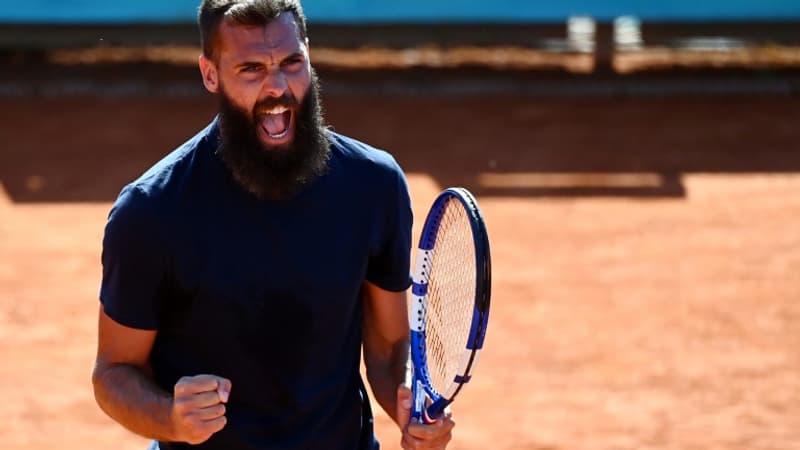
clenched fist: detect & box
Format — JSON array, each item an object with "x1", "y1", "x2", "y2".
[{"x1": 170, "y1": 374, "x2": 232, "y2": 444}]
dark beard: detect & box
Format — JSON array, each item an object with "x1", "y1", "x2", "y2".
[{"x1": 216, "y1": 71, "x2": 330, "y2": 200}]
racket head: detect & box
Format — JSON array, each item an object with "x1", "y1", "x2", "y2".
[{"x1": 408, "y1": 187, "x2": 491, "y2": 421}]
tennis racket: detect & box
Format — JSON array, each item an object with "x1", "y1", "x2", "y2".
[{"x1": 407, "y1": 187, "x2": 491, "y2": 422}]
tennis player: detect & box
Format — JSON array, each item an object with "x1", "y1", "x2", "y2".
[{"x1": 91, "y1": 1, "x2": 454, "y2": 449}]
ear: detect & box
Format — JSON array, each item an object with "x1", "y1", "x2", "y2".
[
  {"x1": 304, "y1": 38, "x2": 312, "y2": 67},
  {"x1": 199, "y1": 54, "x2": 219, "y2": 94}
]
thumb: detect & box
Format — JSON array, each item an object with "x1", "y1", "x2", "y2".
[
  {"x1": 216, "y1": 378, "x2": 232, "y2": 403},
  {"x1": 396, "y1": 383, "x2": 413, "y2": 427}
]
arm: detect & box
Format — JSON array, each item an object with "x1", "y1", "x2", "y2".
[
  {"x1": 362, "y1": 281, "x2": 409, "y2": 424},
  {"x1": 361, "y1": 281, "x2": 455, "y2": 450},
  {"x1": 92, "y1": 306, "x2": 230, "y2": 444}
]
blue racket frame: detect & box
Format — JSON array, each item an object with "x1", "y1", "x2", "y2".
[{"x1": 408, "y1": 187, "x2": 491, "y2": 422}]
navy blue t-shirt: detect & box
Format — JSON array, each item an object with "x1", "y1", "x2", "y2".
[{"x1": 100, "y1": 119, "x2": 413, "y2": 450}]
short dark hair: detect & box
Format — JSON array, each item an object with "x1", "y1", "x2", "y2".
[{"x1": 198, "y1": 0, "x2": 309, "y2": 58}]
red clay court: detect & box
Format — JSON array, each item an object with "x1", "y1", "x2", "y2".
[{"x1": 1, "y1": 40, "x2": 799, "y2": 449}]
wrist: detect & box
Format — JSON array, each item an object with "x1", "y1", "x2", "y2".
[{"x1": 160, "y1": 394, "x2": 181, "y2": 442}]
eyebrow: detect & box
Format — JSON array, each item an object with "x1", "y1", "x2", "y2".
[
  {"x1": 233, "y1": 51, "x2": 305, "y2": 69},
  {"x1": 281, "y1": 51, "x2": 305, "y2": 61}
]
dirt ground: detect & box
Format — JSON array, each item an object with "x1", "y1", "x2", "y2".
[{"x1": 1, "y1": 75, "x2": 799, "y2": 450}]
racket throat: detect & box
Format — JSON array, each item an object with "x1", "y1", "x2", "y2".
[{"x1": 426, "y1": 397, "x2": 451, "y2": 420}]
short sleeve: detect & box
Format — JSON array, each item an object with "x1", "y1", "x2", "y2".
[
  {"x1": 365, "y1": 165, "x2": 413, "y2": 292},
  {"x1": 99, "y1": 185, "x2": 170, "y2": 330}
]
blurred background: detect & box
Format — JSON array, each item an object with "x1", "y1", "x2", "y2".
[{"x1": 1, "y1": 1, "x2": 799, "y2": 450}]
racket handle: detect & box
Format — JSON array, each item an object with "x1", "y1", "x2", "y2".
[
  {"x1": 404, "y1": 356, "x2": 413, "y2": 389},
  {"x1": 411, "y1": 376, "x2": 425, "y2": 423},
  {"x1": 406, "y1": 355, "x2": 423, "y2": 423}
]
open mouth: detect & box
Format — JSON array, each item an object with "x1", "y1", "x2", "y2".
[{"x1": 258, "y1": 106, "x2": 293, "y2": 141}]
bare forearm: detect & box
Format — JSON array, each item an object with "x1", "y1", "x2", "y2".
[
  {"x1": 92, "y1": 363, "x2": 175, "y2": 441},
  {"x1": 366, "y1": 339, "x2": 408, "y2": 425}
]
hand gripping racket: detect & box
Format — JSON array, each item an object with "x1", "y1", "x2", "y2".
[{"x1": 407, "y1": 187, "x2": 491, "y2": 422}]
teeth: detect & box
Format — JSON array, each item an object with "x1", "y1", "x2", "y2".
[
  {"x1": 269, "y1": 129, "x2": 289, "y2": 139},
  {"x1": 265, "y1": 106, "x2": 288, "y2": 115}
]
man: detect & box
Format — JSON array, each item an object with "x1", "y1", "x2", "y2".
[{"x1": 91, "y1": 1, "x2": 455, "y2": 449}]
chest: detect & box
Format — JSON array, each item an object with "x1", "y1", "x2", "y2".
[{"x1": 162, "y1": 187, "x2": 379, "y2": 345}]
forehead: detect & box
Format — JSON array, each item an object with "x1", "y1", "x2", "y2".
[{"x1": 217, "y1": 12, "x2": 305, "y2": 58}]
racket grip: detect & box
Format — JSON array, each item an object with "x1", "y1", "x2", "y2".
[
  {"x1": 411, "y1": 378, "x2": 425, "y2": 423},
  {"x1": 406, "y1": 355, "x2": 423, "y2": 423},
  {"x1": 404, "y1": 356, "x2": 413, "y2": 388}
]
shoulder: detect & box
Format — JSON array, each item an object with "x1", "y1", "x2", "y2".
[
  {"x1": 132, "y1": 120, "x2": 218, "y2": 197},
  {"x1": 327, "y1": 131, "x2": 404, "y2": 177},
  {"x1": 114, "y1": 119, "x2": 219, "y2": 214},
  {"x1": 105, "y1": 119, "x2": 219, "y2": 241},
  {"x1": 325, "y1": 131, "x2": 412, "y2": 216}
]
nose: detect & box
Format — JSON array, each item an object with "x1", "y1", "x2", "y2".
[{"x1": 261, "y1": 67, "x2": 288, "y2": 99}]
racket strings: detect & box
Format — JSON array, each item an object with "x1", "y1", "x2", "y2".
[{"x1": 425, "y1": 199, "x2": 476, "y2": 395}]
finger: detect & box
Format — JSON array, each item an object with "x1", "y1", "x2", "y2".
[
  {"x1": 406, "y1": 416, "x2": 456, "y2": 440},
  {"x1": 396, "y1": 384, "x2": 413, "y2": 427},
  {"x1": 199, "y1": 415, "x2": 227, "y2": 435},
  {"x1": 178, "y1": 390, "x2": 226, "y2": 409},
  {"x1": 401, "y1": 432, "x2": 414, "y2": 450},
  {"x1": 175, "y1": 374, "x2": 221, "y2": 395},
  {"x1": 182, "y1": 414, "x2": 228, "y2": 445},
  {"x1": 402, "y1": 431, "x2": 452, "y2": 450},
  {"x1": 401, "y1": 432, "x2": 423, "y2": 450},
  {"x1": 217, "y1": 378, "x2": 232, "y2": 403},
  {"x1": 192, "y1": 403, "x2": 226, "y2": 421}
]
